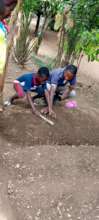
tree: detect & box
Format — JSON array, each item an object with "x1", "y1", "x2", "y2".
[
  {"x1": 33, "y1": 0, "x2": 63, "y2": 54},
  {"x1": 13, "y1": 0, "x2": 39, "y2": 65},
  {"x1": 14, "y1": 0, "x2": 99, "y2": 66},
  {"x1": 72, "y1": 0, "x2": 99, "y2": 61},
  {"x1": 55, "y1": 0, "x2": 99, "y2": 66},
  {"x1": 13, "y1": 0, "x2": 65, "y2": 62},
  {"x1": 54, "y1": 4, "x2": 74, "y2": 66}
]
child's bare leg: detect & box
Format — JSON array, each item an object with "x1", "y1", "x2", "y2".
[
  {"x1": 10, "y1": 94, "x2": 19, "y2": 104},
  {"x1": 5, "y1": 82, "x2": 25, "y2": 106},
  {"x1": 14, "y1": 80, "x2": 25, "y2": 97}
]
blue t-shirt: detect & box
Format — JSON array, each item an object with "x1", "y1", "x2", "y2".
[
  {"x1": 16, "y1": 73, "x2": 37, "y2": 92},
  {"x1": 49, "y1": 67, "x2": 76, "y2": 86}
]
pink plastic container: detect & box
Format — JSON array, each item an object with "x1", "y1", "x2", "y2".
[{"x1": 65, "y1": 100, "x2": 77, "y2": 109}]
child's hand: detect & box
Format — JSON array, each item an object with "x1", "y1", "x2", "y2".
[
  {"x1": 49, "y1": 109, "x2": 56, "y2": 119},
  {"x1": 34, "y1": 109, "x2": 40, "y2": 117},
  {"x1": 0, "y1": 107, "x2": 3, "y2": 112},
  {"x1": 41, "y1": 107, "x2": 49, "y2": 115},
  {"x1": 32, "y1": 108, "x2": 40, "y2": 117}
]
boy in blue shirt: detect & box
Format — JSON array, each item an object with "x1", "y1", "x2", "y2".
[
  {"x1": 42, "y1": 64, "x2": 77, "y2": 118},
  {"x1": 9, "y1": 67, "x2": 50, "y2": 116}
]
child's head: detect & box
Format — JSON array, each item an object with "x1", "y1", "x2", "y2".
[
  {"x1": 64, "y1": 64, "x2": 77, "y2": 81},
  {"x1": 0, "y1": 0, "x2": 17, "y2": 19},
  {"x1": 37, "y1": 67, "x2": 49, "y2": 83},
  {"x1": 0, "y1": 0, "x2": 5, "y2": 19}
]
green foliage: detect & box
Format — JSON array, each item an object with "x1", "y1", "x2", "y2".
[
  {"x1": 22, "y1": 0, "x2": 63, "y2": 18},
  {"x1": 75, "y1": 30, "x2": 99, "y2": 61},
  {"x1": 71, "y1": 0, "x2": 99, "y2": 61},
  {"x1": 57, "y1": 0, "x2": 71, "y2": 12},
  {"x1": 72, "y1": 0, "x2": 99, "y2": 30},
  {"x1": 58, "y1": 0, "x2": 99, "y2": 62},
  {"x1": 22, "y1": 0, "x2": 39, "y2": 17},
  {"x1": 13, "y1": 14, "x2": 33, "y2": 65},
  {"x1": 18, "y1": 0, "x2": 99, "y2": 63}
]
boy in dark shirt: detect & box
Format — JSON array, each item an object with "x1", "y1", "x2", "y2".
[{"x1": 9, "y1": 67, "x2": 49, "y2": 116}]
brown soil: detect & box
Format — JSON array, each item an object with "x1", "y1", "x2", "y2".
[{"x1": 0, "y1": 31, "x2": 99, "y2": 220}]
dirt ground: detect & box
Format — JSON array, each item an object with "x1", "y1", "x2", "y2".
[{"x1": 0, "y1": 31, "x2": 99, "y2": 220}]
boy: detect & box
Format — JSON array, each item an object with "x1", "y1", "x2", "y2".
[
  {"x1": 0, "y1": 0, "x2": 17, "y2": 112},
  {"x1": 42, "y1": 64, "x2": 77, "y2": 118},
  {"x1": 8, "y1": 67, "x2": 49, "y2": 116}
]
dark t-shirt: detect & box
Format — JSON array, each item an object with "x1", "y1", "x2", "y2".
[{"x1": 16, "y1": 73, "x2": 37, "y2": 92}]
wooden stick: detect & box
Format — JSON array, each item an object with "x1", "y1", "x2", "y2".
[{"x1": 39, "y1": 114, "x2": 54, "y2": 126}]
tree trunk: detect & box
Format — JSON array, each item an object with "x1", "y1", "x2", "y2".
[
  {"x1": 34, "y1": 12, "x2": 41, "y2": 36},
  {"x1": 34, "y1": 16, "x2": 50, "y2": 54},
  {"x1": 55, "y1": 6, "x2": 74, "y2": 67},
  {"x1": 13, "y1": 12, "x2": 33, "y2": 66},
  {"x1": 55, "y1": 13, "x2": 66, "y2": 67}
]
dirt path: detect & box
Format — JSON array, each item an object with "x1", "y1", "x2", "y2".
[{"x1": 0, "y1": 142, "x2": 99, "y2": 220}]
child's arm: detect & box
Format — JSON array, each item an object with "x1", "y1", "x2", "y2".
[
  {"x1": 61, "y1": 85, "x2": 75, "y2": 100},
  {"x1": 26, "y1": 92, "x2": 40, "y2": 116},
  {"x1": 48, "y1": 85, "x2": 57, "y2": 118},
  {"x1": 49, "y1": 85, "x2": 56, "y2": 108},
  {"x1": 42, "y1": 85, "x2": 56, "y2": 118},
  {"x1": 44, "y1": 89, "x2": 50, "y2": 107}
]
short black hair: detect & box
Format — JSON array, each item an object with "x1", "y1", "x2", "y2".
[
  {"x1": 4, "y1": 0, "x2": 17, "y2": 6},
  {"x1": 0, "y1": 0, "x2": 5, "y2": 16},
  {"x1": 65, "y1": 64, "x2": 77, "y2": 75},
  {"x1": 0, "y1": 0, "x2": 17, "y2": 19},
  {"x1": 38, "y1": 67, "x2": 49, "y2": 78}
]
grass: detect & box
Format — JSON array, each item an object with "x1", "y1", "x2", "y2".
[{"x1": 32, "y1": 53, "x2": 55, "y2": 70}]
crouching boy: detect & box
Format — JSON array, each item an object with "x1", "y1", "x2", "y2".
[{"x1": 9, "y1": 67, "x2": 49, "y2": 116}]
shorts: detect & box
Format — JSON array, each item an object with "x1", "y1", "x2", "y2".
[{"x1": 14, "y1": 79, "x2": 46, "y2": 98}]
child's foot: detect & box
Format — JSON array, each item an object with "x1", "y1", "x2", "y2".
[
  {"x1": 4, "y1": 100, "x2": 11, "y2": 107},
  {"x1": 0, "y1": 106, "x2": 4, "y2": 112}
]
